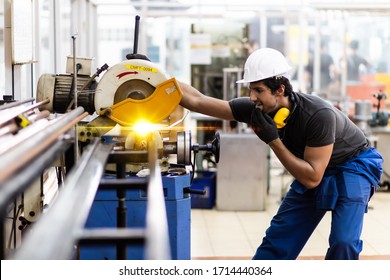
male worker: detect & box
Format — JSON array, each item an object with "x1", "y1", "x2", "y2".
[
  {"x1": 178, "y1": 48, "x2": 383, "y2": 260},
  {"x1": 346, "y1": 40, "x2": 370, "y2": 81}
]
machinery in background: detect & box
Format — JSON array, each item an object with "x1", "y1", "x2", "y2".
[
  {"x1": 187, "y1": 23, "x2": 270, "y2": 211},
  {"x1": 36, "y1": 56, "x2": 107, "y2": 115},
  {"x1": 371, "y1": 90, "x2": 389, "y2": 127},
  {"x1": 190, "y1": 22, "x2": 250, "y2": 171},
  {"x1": 354, "y1": 90, "x2": 390, "y2": 191},
  {"x1": 354, "y1": 99, "x2": 374, "y2": 136},
  {"x1": 369, "y1": 91, "x2": 390, "y2": 191}
]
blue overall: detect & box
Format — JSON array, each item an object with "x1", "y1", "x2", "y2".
[{"x1": 253, "y1": 147, "x2": 383, "y2": 260}]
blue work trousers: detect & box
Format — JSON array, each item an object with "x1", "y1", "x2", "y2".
[{"x1": 252, "y1": 172, "x2": 373, "y2": 260}]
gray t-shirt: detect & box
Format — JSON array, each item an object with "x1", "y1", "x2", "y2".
[{"x1": 229, "y1": 92, "x2": 370, "y2": 167}]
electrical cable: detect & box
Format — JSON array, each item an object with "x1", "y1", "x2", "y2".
[{"x1": 7, "y1": 201, "x2": 23, "y2": 250}]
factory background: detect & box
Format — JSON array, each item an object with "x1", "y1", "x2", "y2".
[{"x1": 1, "y1": 0, "x2": 390, "y2": 261}]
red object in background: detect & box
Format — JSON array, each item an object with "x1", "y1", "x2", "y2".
[{"x1": 346, "y1": 82, "x2": 385, "y2": 116}]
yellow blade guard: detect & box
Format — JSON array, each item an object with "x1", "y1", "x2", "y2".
[{"x1": 100, "y1": 78, "x2": 182, "y2": 127}]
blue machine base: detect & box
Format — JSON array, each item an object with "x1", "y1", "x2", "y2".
[{"x1": 79, "y1": 174, "x2": 191, "y2": 260}]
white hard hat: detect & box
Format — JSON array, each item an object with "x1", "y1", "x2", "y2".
[{"x1": 236, "y1": 48, "x2": 292, "y2": 84}]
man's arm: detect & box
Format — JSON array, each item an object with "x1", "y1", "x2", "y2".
[
  {"x1": 269, "y1": 139, "x2": 333, "y2": 189},
  {"x1": 178, "y1": 81, "x2": 235, "y2": 120}
]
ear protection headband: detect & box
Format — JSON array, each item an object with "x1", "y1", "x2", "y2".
[
  {"x1": 273, "y1": 107, "x2": 290, "y2": 128},
  {"x1": 273, "y1": 92, "x2": 296, "y2": 129}
]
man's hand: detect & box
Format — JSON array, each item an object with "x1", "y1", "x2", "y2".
[{"x1": 251, "y1": 109, "x2": 279, "y2": 144}]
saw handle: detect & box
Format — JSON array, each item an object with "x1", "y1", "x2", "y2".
[
  {"x1": 125, "y1": 15, "x2": 150, "y2": 61},
  {"x1": 133, "y1": 15, "x2": 140, "y2": 54},
  {"x1": 126, "y1": 53, "x2": 150, "y2": 61}
]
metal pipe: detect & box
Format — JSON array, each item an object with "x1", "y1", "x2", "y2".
[
  {"x1": 144, "y1": 133, "x2": 171, "y2": 260},
  {"x1": 72, "y1": 34, "x2": 80, "y2": 162},
  {"x1": 0, "y1": 139, "x2": 71, "y2": 211},
  {"x1": 0, "y1": 122, "x2": 18, "y2": 137},
  {"x1": 0, "y1": 98, "x2": 34, "y2": 110},
  {"x1": 0, "y1": 139, "x2": 71, "y2": 259},
  {"x1": 0, "y1": 110, "x2": 50, "y2": 138},
  {"x1": 0, "y1": 99, "x2": 50, "y2": 127},
  {"x1": 11, "y1": 140, "x2": 114, "y2": 260},
  {"x1": 116, "y1": 162, "x2": 127, "y2": 260},
  {"x1": 0, "y1": 107, "x2": 88, "y2": 184},
  {"x1": 0, "y1": 119, "x2": 48, "y2": 155}
]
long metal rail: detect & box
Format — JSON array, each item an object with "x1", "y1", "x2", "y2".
[
  {"x1": 0, "y1": 107, "x2": 88, "y2": 259},
  {"x1": 0, "y1": 99, "x2": 49, "y2": 127},
  {"x1": 0, "y1": 139, "x2": 71, "y2": 259},
  {"x1": 11, "y1": 140, "x2": 114, "y2": 260},
  {"x1": 10, "y1": 135, "x2": 172, "y2": 259},
  {"x1": 0, "y1": 139, "x2": 71, "y2": 212},
  {"x1": 0, "y1": 98, "x2": 35, "y2": 111},
  {"x1": 145, "y1": 133, "x2": 171, "y2": 260},
  {"x1": 0, "y1": 107, "x2": 88, "y2": 184}
]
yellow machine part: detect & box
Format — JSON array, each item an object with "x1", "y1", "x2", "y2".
[{"x1": 100, "y1": 77, "x2": 182, "y2": 126}]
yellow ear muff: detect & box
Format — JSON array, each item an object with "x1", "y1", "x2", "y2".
[{"x1": 274, "y1": 107, "x2": 290, "y2": 129}]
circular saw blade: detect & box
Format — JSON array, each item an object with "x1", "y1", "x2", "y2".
[{"x1": 114, "y1": 79, "x2": 155, "y2": 104}]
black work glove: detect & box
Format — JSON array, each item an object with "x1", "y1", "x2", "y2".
[{"x1": 251, "y1": 108, "x2": 279, "y2": 144}]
